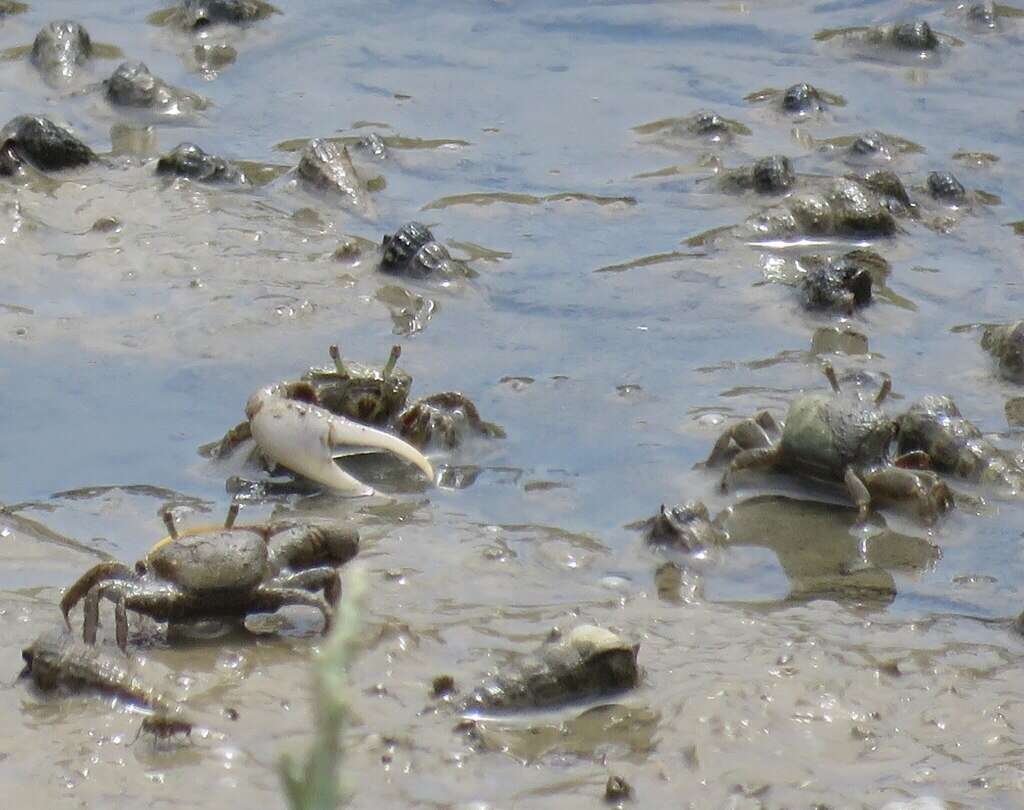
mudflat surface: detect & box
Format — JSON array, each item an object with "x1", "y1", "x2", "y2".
[{"x1": 2, "y1": 1, "x2": 1024, "y2": 807}]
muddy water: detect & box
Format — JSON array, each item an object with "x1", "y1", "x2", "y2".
[{"x1": 1, "y1": 0, "x2": 1024, "y2": 807}]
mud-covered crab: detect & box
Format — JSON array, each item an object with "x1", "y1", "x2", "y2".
[
  {"x1": 705, "y1": 365, "x2": 954, "y2": 522},
  {"x1": 60, "y1": 507, "x2": 360, "y2": 650},
  {"x1": 744, "y1": 177, "x2": 898, "y2": 240},
  {"x1": 5, "y1": 20, "x2": 122, "y2": 87},
  {"x1": 630, "y1": 501, "x2": 727, "y2": 553},
  {"x1": 632, "y1": 111, "x2": 752, "y2": 149},
  {"x1": 897, "y1": 395, "x2": 1024, "y2": 492}
]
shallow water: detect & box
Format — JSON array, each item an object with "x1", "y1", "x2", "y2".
[{"x1": 2, "y1": 0, "x2": 1024, "y2": 807}]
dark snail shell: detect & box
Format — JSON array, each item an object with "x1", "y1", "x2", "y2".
[
  {"x1": 380, "y1": 222, "x2": 435, "y2": 275},
  {"x1": 0, "y1": 115, "x2": 94, "y2": 171},
  {"x1": 156, "y1": 142, "x2": 247, "y2": 184},
  {"x1": 926, "y1": 171, "x2": 966, "y2": 204},
  {"x1": 781, "y1": 82, "x2": 821, "y2": 113}
]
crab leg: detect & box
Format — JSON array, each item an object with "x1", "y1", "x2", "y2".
[
  {"x1": 245, "y1": 387, "x2": 434, "y2": 496},
  {"x1": 60, "y1": 561, "x2": 134, "y2": 628}
]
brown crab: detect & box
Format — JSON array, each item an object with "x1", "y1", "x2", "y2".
[
  {"x1": 60, "y1": 506, "x2": 359, "y2": 650},
  {"x1": 705, "y1": 366, "x2": 954, "y2": 523},
  {"x1": 210, "y1": 344, "x2": 433, "y2": 496}
]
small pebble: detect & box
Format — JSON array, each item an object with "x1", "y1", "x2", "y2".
[{"x1": 431, "y1": 675, "x2": 456, "y2": 698}]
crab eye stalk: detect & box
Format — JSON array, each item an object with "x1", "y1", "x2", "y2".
[
  {"x1": 329, "y1": 344, "x2": 349, "y2": 378},
  {"x1": 822, "y1": 362, "x2": 841, "y2": 394},
  {"x1": 224, "y1": 502, "x2": 239, "y2": 529},
  {"x1": 383, "y1": 345, "x2": 402, "y2": 378},
  {"x1": 161, "y1": 510, "x2": 178, "y2": 539},
  {"x1": 875, "y1": 377, "x2": 892, "y2": 405}
]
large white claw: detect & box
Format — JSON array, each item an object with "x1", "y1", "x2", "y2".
[{"x1": 245, "y1": 387, "x2": 434, "y2": 496}]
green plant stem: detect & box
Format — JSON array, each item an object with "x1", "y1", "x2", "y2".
[{"x1": 280, "y1": 567, "x2": 365, "y2": 810}]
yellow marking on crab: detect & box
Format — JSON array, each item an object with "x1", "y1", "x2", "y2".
[{"x1": 145, "y1": 523, "x2": 229, "y2": 557}]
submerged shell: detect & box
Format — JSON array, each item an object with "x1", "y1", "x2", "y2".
[
  {"x1": 297, "y1": 139, "x2": 370, "y2": 212},
  {"x1": 926, "y1": 171, "x2": 966, "y2": 204},
  {"x1": 462, "y1": 625, "x2": 640, "y2": 712},
  {"x1": 0, "y1": 115, "x2": 94, "y2": 171},
  {"x1": 156, "y1": 142, "x2": 247, "y2": 184},
  {"x1": 30, "y1": 21, "x2": 92, "y2": 84},
  {"x1": 889, "y1": 20, "x2": 939, "y2": 50},
  {"x1": 782, "y1": 82, "x2": 822, "y2": 113},
  {"x1": 181, "y1": 0, "x2": 276, "y2": 28},
  {"x1": 752, "y1": 155, "x2": 794, "y2": 193}
]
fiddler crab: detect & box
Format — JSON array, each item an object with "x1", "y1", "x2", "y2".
[
  {"x1": 211, "y1": 344, "x2": 503, "y2": 495},
  {"x1": 212, "y1": 344, "x2": 434, "y2": 496},
  {"x1": 60, "y1": 505, "x2": 359, "y2": 651},
  {"x1": 705, "y1": 365, "x2": 954, "y2": 523}
]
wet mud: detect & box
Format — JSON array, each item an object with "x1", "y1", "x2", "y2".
[{"x1": 3, "y1": 0, "x2": 1024, "y2": 807}]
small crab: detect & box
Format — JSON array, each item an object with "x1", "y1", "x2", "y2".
[
  {"x1": 59, "y1": 506, "x2": 360, "y2": 650},
  {"x1": 629, "y1": 501, "x2": 727, "y2": 553},
  {"x1": 396, "y1": 392, "x2": 506, "y2": 451},
  {"x1": 705, "y1": 365, "x2": 953, "y2": 522},
  {"x1": 209, "y1": 345, "x2": 433, "y2": 496},
  {"x1": 21, "y1": 627, "x2": 194, "y2": 737},
  {"x1": 897, "y1": 395, "x2": 1024, "y2": 492}
]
